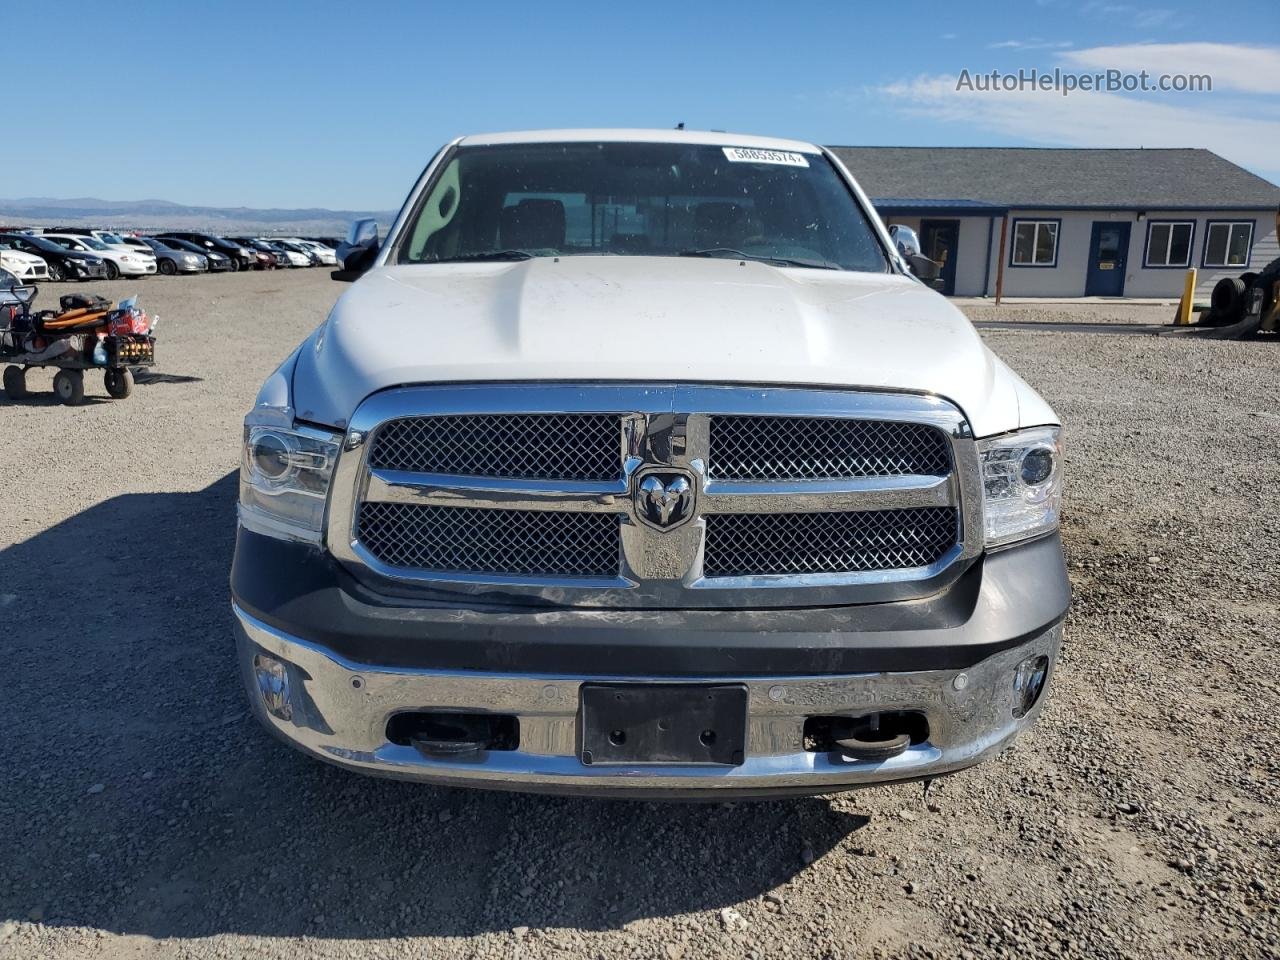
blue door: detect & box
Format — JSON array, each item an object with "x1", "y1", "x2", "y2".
[
  {"x1": 1085, "y1": 221, "x2": 1130, "y2": 296},
  {"x1": 920, "y1": 219, "x2": 959, "y2": 296}
]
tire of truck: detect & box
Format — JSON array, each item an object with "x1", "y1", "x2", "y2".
[
  {"x1": 104, "y1": 367, "x2": 133, "y2": 399},
  {"x1": 1209, "y1": 277, "x2": 1247, "y2": 325},
  {"x1": 3, "y1": 365, "x2": 28, "y2": 400},
  {"x1": 53, "y1": 369, "x2": 85, "y2": 405}
]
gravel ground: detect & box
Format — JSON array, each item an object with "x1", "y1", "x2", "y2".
[
  {"x1": 1, "y1": 270, "x2": 1277, "y2": 960},
  {"x1": 958, "y1": 300, "x2": 1178, "y2": 326}
]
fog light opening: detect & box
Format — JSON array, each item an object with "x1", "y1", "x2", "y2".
[
  {"x1": 253, "y1": 653, "x2": 293, "y2": 721},
  {"x1": 1012, "y1": 655, "x2": 1050, "y2": 719}
]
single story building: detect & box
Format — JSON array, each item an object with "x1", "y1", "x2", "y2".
[{"x1": 827, "y1": 146, "x2": 1280, "y2": 298}]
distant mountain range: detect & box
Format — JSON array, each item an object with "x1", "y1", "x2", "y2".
[{"x1": 0, "y1": 197, "x2": 395, "y2": 236}]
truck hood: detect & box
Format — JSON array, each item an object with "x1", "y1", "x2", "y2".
[{"x1": 292, "y1": 256, "x2": 1053, "y2": 437}]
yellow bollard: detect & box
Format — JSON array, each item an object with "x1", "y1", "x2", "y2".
[{"x1": 1178, "y1": 267, "x2": 1197, "y2": 325}]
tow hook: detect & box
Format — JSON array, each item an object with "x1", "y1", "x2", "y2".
[
  {"x1": 805, "y1": 712, "x2": 925, "y2": 762},
  {"x1": 412, "y1": 735, "x2": 488, "y2": 759},
  {"x1": 386, "y1": 711, "x2": 520, "y2": 758},
  {"x1": 833, "y1": 729, "x2": 912, "y2": 762}
]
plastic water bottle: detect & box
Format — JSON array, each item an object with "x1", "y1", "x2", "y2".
[{"x1": 92, "y1": 340, "x2": 108, "y2": 365}]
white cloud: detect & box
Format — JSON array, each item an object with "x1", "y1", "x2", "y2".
[
  {"x1": 989, "y1": 39, "x2": 1074, "y2": 50},
  {"x1": 1078, "y1": 1, "x2": 1188, "y2": 30},
  {"x1": 875, "y1": 73, "x2": 1280, "y2": 182},
  {"x1": 1060, "y1": 43, "x2": 1280, "y2": 95}
]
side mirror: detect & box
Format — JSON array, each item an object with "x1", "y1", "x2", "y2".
[
  {"x1": 888, "y1": 224, "x2": 922, "y2": 259},
  {"x1": 907, "y1": 252, "x2": 943, "y2": 285},
  {"x1": 332, "y1": 218, "x2": 380, "y2": 282}
]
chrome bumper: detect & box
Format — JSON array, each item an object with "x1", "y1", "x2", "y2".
[{"x1": 235, "y1": 605, "x2": 1060, "y2": 797}]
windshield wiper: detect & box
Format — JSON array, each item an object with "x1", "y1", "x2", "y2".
[
  {"x1": 432, "y1": 249, "x2": 535, "y2": 263},
  {"x1": 679, "y1": 248, "x2": 839, "y2": 270}
]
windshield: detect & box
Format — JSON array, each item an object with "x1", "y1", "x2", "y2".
[
  {"x1": 78, "y1": 237, "x2": 110, "y2": 250},
  {"x1": 396, "y1": 142, "x2": 889, "y2": 272},
  {"x1": 97, "y1": 233, "x2": 125, "y2": 244}
]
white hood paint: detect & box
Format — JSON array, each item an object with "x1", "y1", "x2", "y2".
[{"x1": 291, "y1": 256, "x2": 1055, "y2": 437}]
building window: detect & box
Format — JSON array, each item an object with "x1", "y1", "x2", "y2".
[
  {"x1": 1010, "y1": 219, "x2": 1059, "y2": 267},
  {"x1": 1144, "y1": 221, "x2": 1194, "y2": 268},
  {"x1": 1203, "y1": 221, "x2": 1254, "y2": 268}
]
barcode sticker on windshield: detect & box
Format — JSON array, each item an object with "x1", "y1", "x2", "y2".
[{"x1": 722, "y1": 147, "x2": 810, "y2": 167}]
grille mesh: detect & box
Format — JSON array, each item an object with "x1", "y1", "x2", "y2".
[
  {"x1": 357, "y1": 503, "x2": 620, "y2": 577},
  {"x1": 703, "y1": 507, "x2": 958, "y2": 577},
  {"x1": 369, "y1": 414, "x2": 622, "y2": 481},
  {"x1": 708, "y1": 416, "x2": 950, "y2": 481}
]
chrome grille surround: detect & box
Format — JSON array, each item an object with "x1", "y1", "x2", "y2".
[{"x1": 328, "y1": 384, "x2": 983, "y2": 608}]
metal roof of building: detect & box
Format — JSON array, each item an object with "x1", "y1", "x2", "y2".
[{"x1": 828, "y1": 146, "x2": 1280, "y2": 210}]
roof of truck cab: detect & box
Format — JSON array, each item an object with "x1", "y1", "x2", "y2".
[{"x1": 456, "y1": 129, "x2": 822, "y2": 153}]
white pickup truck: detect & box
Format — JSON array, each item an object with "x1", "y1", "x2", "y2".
[{"x1": 232, "y1": 129, "x2": 1068, "y2": 797}]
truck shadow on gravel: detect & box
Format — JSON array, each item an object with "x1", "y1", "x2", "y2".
[{"x1": 0, "y1": 472, "x2": 869, "y2": 940}]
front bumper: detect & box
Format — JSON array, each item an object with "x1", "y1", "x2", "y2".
[
  {"x1": 232, "y1": 529, "x2": 1068, "y2": 797},
  {"x1": 236, "y1": 607, "x2": 1060, "y2": 797},
  {"x1": 72, "y1": 261, "x2": 109, "y2": 279}
]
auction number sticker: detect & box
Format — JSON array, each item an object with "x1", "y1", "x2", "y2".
[{"x1": 722, "y1": 147, "x2": 809, "y2": 167}]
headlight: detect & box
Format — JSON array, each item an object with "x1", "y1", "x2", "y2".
[
  {"x1": 977, "y1": 426, "x2": 1063, "y2": 547},
  {"x1": 239, "y1": 422, "x2": 340, "y2": 542}
]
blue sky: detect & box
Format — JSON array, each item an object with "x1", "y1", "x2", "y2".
[{"x1": 3, "y1": 0, "x2": 1277, "y2": 209}]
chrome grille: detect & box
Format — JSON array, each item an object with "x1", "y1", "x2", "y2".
[
  {"x1": 708, "y1": 416, "x2": 951, "y2": 481},
  {"x1": 333, "y1": 385, "x2": 978, "y2": 607},
  {"x1": 356, "y1": 503, "x2": 620, "y2": 577},
  {"x1": 703, "y1": 507, "x2": 958, "y2": 578},
  {"x1": 369, "y1": 414, "x2": 622, "y2": 481}
]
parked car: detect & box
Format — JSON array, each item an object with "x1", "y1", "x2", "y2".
[
  {"x1": 42, "y1": 234, "x2": 157, "y2": 280},
  {"x1": 259, "y1": 240, "x2": 311, "y2": 268},
  {"x1": 125, "y1": 236, "x2": 207, "y2": 274},
  {"x1": 160, "y1": 237, "x2": 233, "y2": 272},
  {"x1": 225, "y1": 238, "x2": 281, "y2": 270},
  {"x1": 0, "y1": 233, "x2": 108, "y2": 281},
  {"x1": 0, "y1": 266, "x2": 22, "y2": 309},
  {"x1": 281, "y1": 238, "x2": 337, "y2": 265},
  {"x1": 47, "y1": 228, "x2": 138, "y2": 253},
  {"x1": 0, "y1": 245, "x2": 50, "y2": 282},
  {"x1": 156, "y1": 232, "x2": 253, "y2": 271},
  {"x1": 258, "y1": 239, "x2": 317, "y2": 267},
  {"x1": 0, "y1": 266, "x2": 34, "y2": 326},
  {"x1": 234, "y1": 129, "x2": 1068, "y2": 798}
]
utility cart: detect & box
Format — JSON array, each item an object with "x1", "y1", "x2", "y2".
[{"x1": 1, "y1": 287, "x2": 156, "y2": 405}]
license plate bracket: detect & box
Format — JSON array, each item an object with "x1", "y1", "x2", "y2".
[{"x1": 580, "y1": 683, "x2": 747, "y2": 766}]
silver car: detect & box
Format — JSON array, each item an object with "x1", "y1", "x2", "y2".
[{"x1": 132, "y1": 237, "x2": 207, "y2": 275}]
